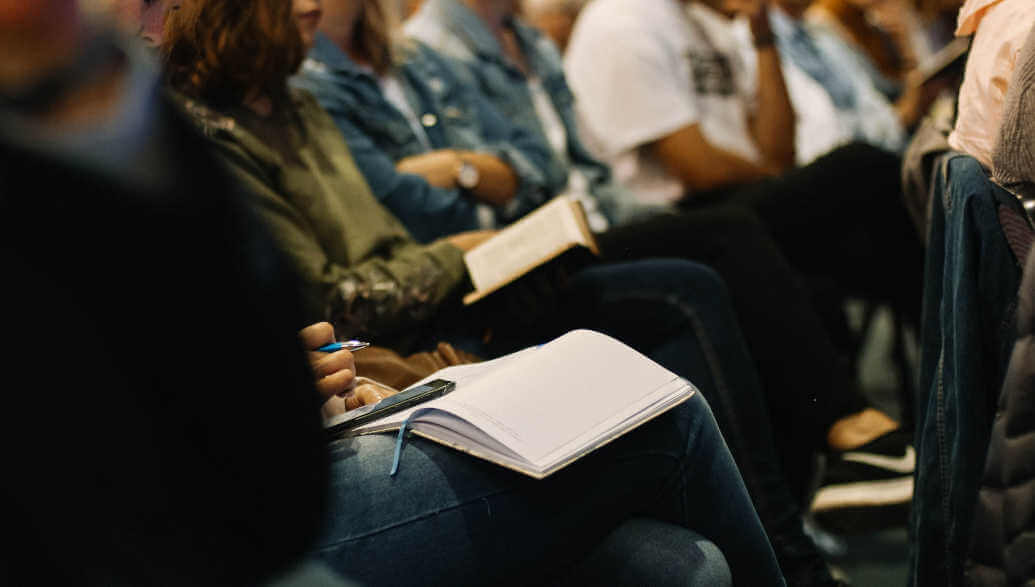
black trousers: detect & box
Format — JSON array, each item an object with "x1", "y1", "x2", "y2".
[
  {"x1": 704, "y1": 142, "x2": 923, "y2": 327},
  {"x1": 597, "y1": 143, "x2": 922, "y2": 499}
]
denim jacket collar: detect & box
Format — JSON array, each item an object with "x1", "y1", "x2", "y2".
[
  {"x1": 423, "y1": 0, "x2": 522, "y2": 73},
  {"x1": 301, "y1": 34, "x2": 449, "y2": 152},
  {"x1": 308, "y1": 32, "x2": 374, "y2": 81},
  {"x1": 507, "y1": 20, "x2": 557, "y2": 82}
]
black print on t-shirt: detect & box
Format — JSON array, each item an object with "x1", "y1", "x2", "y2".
[{"x1": 687, "y1": 51, "x2": 735, "y2": 96}]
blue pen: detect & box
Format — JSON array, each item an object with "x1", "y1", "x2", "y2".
[{"x1": 317, "y1": 340, "x2": 371, "y2": 353}]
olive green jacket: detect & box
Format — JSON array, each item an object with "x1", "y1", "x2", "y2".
[{"x1": 176, "y1": 90, "x2": 467, "y2": 343}]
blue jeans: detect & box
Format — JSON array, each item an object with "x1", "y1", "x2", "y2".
[
  {"x1": 316, "y1": 393, "x2": 779, "y2": 586},
  {"x1": 316, "y1": 260, "x2": 786, "y2": 585},
  {"x1": 911, "y1": 154, "x2": 1022, "y2": 586}
]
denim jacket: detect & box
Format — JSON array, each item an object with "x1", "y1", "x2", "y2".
[
  {"x1": 406, "y1": 0, "x2": 660, "y2": 226},
  {"x1": 292, "y1": 34, "x2": 558, "y2": 243},
  {"x1": 913, "y1": 153, "x2": 1023, "y2": 586}
]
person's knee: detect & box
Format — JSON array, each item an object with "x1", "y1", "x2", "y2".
[
  {"x1": 572, "y1": 517, "x2": 732, "y2": 587},
  {"x1": 651, "y1": 259, "x2": 733, "y2": 317},
  {"x1": 566, "y1": 259, "x2": 731, "y2": 311},
  {"x1": 690, "y1": 537, "x2": 733, "y2": 587},
  {"x1": 638, "y1": 259, "x2": 727, "y2": 297}
]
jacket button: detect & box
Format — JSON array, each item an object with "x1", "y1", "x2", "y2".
[{"x1": 421, "y1": 113, "x2": 438, "y2": 127}]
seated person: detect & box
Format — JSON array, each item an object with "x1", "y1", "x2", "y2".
[
  {"x1": 4, "y1": 1, "x2": 778, "y2": 585},
  {"x1": 560, "y1": 0, "x2": 923, "y2": 373},
  {"x1": 294, "y1": 0, "x2": 571, "y2": 242},
  {"x1": 968, "y1": 243, "x2": 1035, "y2": 586},
  {"x1": 301, "y1": 0, "x2": 907, "y2": 582},
  {"x1": 406, "y1": 0, "x2": 915, "y2": 573},
  {"x1": 946, "y1": 0, "x2": 1035, "y2": 171},
  {"x1": 155, "y1": 1, "x2": 791, "y2": 583},
  {"x1": 988, "y1": 22, "x2": 1035, "y2": 205},
  {"x1": 297, "y1": 10, "x2": 831, "y2": 580},
  {"x1": 805, "y1": 0, "x2": 927, "y2": 96},
  {"x1": 764, "y1": 0, "x2": 949, "y2": 163},
  {"x1": 967, "y1": 36, "x2": 1035, "y2": 570},
  {"x1": 160, "y1": 0, "x2": 762, "y2": 407},
  {"x1": 559, "y1": 0, "x2": 922, "y2": 535},
  {"x1": 0, "y1": 2, "x2": 331, "y2": 582},
  {"x1": 910, "y1": 9, "x2": 1035, "y2": 586}
]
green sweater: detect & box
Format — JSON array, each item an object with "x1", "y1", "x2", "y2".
[{"x1": 177, "y1": 90, "x2": 467, "y2": 345}]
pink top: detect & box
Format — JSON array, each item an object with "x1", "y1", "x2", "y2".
[{"x1": 948, "y1": 0, "x2": 1035, "y2": 169}]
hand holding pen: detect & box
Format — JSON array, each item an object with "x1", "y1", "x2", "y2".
[
  {"x1": 315, "y1": 340, "x2": 370, "y2": 353},
  {"x1": 298, "y1": 323, "x2": 363, "y2": 405}
]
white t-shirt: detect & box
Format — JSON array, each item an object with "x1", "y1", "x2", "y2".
[{"x1": 564, "y1": 0, "x2": 761, "y2": 205}]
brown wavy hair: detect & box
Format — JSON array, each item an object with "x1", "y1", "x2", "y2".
[{"x1": 161, "y1": 0, "x2": 305, "y2": 111}]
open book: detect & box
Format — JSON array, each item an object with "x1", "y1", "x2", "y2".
[
  {"x1": 463, "y1": 196, "x2": 599, "y2": 305},
  {"x1": 337, "y1": 330, "x2": 695, "y2": 479}
]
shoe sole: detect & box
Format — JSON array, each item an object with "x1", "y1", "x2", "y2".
[{"x1": 811, "y1": 475, "x2": 913, "y2": 512}]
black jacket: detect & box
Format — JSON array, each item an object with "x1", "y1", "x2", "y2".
[
  {"x1": 0, "y1": 96, "x2": 328, "y2": 585},
  {"x1": 967, "y1": 246, "x2": 1035, "y2": 586}
]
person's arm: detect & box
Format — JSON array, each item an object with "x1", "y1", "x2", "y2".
[
  {"x1": 564, "y1": 15, "x2": 776, "y2": 195},
  {"x1": 650, "y1": 123, "x2": 779, "y2": 192},
  {"x1": 739, "y1": 0, "x2": 796, "y2": 170},
  {"x1": 402, "y1": 44, "x2": 562, "y2": 221},
  {"x1": 331, "y1": 110, "x2": 489, "y2": 242},
  {"x1": 214, "y1": 141, "x2": 468, "y2": 339},
  {"x1": 294, "y1": 74, "x2": 485, "y2": 242},
  {"x1": 893, "y1": 70, "x2": 953, "y2": 131},
  {"x1": 394, "y1": 148, "x2": 518, "y2": 205}
]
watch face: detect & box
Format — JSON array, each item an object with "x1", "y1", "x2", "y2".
[{"x1": 458, "y1": 161, "x2": 480, "y2": 189}]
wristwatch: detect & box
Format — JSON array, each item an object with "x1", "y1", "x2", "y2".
[{"x1": 456, "y1": 159, "x2": 480, "y2": 190}]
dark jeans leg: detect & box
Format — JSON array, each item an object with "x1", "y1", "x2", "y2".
[
  {"x1": 713, "y1": 142, "x2": 924, "y2": 327},
  {"x1": 568, "y1": 519, "x2": 733, "y2": 586},
  {"x1": 316, "y1": 392, "x2": 784, "y2": 587},
  {"x1": 598, "y1": 209, "x2": 864, "y2": 499},
  {"x1": 557, "y1": 259, "x2": 832, "y2": 585}
]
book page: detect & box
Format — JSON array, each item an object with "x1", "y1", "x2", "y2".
[
  {"x1": 464, "y1": 197, "x2": 589, "y2": 294},
  {"x1": 425, "y1": 330, "x2": 685, "y2": 467},
  {"x1": 347, "y1": 346, "x2": 539, "y2": 433}
]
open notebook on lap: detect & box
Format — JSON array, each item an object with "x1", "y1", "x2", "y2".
[{"x1": 324, "y1": 330, "x2": 696, "y2": 479}]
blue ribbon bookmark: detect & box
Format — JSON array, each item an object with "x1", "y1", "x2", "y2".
[
  {"x1": 390, "y1": 417, "x2": 412, "y2": 476},
  {"x1": 389, "y1": 407, "x2": 433, "y2": 476}
]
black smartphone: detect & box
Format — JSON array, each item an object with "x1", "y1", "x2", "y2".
[{"x1": 324, "y1": 378, "x2": 456, "y2": 437}]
